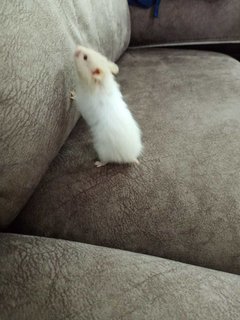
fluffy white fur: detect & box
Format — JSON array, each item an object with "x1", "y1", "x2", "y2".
[{"x1": 74, "y1": 45, "x2": 143, "y2": 167}]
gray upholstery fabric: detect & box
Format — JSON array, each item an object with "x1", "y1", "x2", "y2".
[
  {"x1": 1, "y1": 233, "x2": 240, "y2": 320},
  {"x1": 130, "y1": 0, "x2": 240, "y2": 46},
  {"x1": 0, "y1": 0, "x2": 130, "y2": 228},
  {"x1": 11, "y1": 49, "x2": 240, "y2": 274}
]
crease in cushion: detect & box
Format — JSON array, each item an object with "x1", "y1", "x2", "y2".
[
  {"x1": 10, "y1": 48, "x2": 240, "y2": 275},
  {"x1": 130, "y1": 0, "x2": 240, "y2": 46},
  {"x1": 1, "y1": 233, "x2": 240, "y2": 320},
  {"x1": 0, "y1": 0, "x2": 130, "y2": 228}
]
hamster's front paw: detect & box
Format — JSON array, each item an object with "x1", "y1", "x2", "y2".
[{"x1": 70, "y1": 90, "x2": 76, "y2": 100}]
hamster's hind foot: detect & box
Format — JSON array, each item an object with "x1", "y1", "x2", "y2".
[
  {"x1": 133, "y1": 159, "x2": 140, "y2": 165},
  {"x1": 95, "y1": 161, "x2": 107, "y2": 168}
]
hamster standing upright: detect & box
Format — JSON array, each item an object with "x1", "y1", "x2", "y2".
[{"x1": 74, "y1": 45, "x2": 143, "y2": 167}]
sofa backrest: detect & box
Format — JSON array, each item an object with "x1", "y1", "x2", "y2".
[
  {"x1": 130, "y1": 0, "x2": 240, "y2": 47},
  {"x1": 0, "y1": 0, "x2": 130, "y2": 228}
]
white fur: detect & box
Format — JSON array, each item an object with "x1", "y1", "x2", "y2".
[{"x1": 74, "y1": 46, "x2": 143, "y2": 164}]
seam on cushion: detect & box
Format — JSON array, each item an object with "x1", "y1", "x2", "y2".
[
  {"x1": 130, "y1": 37, "x2": 240, "y2": 45},
  {"x1": 129, "y1": 40, "x2": 240, "y2": 49}
]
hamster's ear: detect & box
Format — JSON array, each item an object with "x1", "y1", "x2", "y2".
[
  {"x1": 92, "y1": 68, "x2": 104, "y2": 82},
  {"x1": 108, "y1": 61, "x2": 119, "y2": 75}
]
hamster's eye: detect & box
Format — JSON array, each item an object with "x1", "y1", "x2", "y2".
[{"x1": 84, "y1": 55, "x2": 88, "y2": 61}]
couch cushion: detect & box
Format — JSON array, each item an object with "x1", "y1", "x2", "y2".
[
  {"x1": 130, "y1": 0, "x2": 240, "y2": 46},
  {"x1": 1, "y1": 233, "x2": 240, "y2": 320},
  {"x1": 10, "y1": 49, "x2": 240, "y2": 274},
  {"x1": 0, "y1": 0, "x2": 130, "y2": 228}
]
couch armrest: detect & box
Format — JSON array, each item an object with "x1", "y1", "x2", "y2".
[
  {"x1": 130, "y1": 0, "x2": 240, "y2": 47},
  {"x1": 1, "y1": 233, "x2": 240, "y2": 320}
]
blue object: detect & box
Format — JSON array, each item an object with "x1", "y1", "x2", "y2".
[{"x1": 128, "y1": 0, "x2": 161, "y2": 17}]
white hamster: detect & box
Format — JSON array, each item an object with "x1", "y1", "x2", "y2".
[{"x1": 74, "y1": 46, "x2": 143, "y2": 167}]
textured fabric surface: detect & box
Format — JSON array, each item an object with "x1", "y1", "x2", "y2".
[
  {"x1": 1, "y1": 233, "x2": 240, "y2": 320},
  {"x1": 0, "y1": 0, "x2": 130, "y2": 228},
  {"x1": 10, "y1": 49, "x2": 240, "y2": 274},
  {"x1": 130, "y1": 0, "x2": 240, "y2": 46}
]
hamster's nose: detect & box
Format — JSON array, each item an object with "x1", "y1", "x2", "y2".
[{"x1": 75, "y1": 48, "x2": 81, "y2": 58}]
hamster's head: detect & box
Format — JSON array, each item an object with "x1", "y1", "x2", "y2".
[{"x1": 74, "y1": 46, "x2": 119, "y2": 86}]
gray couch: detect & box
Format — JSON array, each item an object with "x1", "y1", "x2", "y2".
[{"x1": 1, "y1": 1, "x2": 240, "y2": 319}]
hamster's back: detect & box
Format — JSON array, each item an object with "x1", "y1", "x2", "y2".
[{"x1": 92, "y1": 96, "x2": 142, "y2": 163}]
